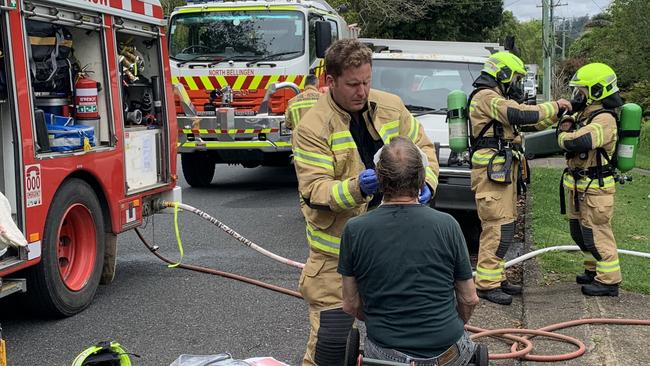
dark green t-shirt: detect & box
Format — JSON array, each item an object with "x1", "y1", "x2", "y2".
[{"x1": 337, "y1": 204, "x2": 473, "y2": 358}]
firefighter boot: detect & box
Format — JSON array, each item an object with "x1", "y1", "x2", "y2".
[
  {"x1": 477, "y1": 288, "x2": 513, "y2": 305},
  {"x1": 501, "y1": 281, "x2": 522, "y2": 295},
  {"x1": 576, "y1": 270, "x2": 597, "y2": 284},
  {"x1": 581, "y1": 282, "x2": 619, "y2": 297}
]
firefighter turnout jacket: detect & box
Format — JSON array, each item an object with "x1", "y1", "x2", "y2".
[
  {"x1": 285, "y1": 85, "x2": 321, "y2": 130},
  {"x1": 293, "y1": 89, "x2": 439, "y2": 257},
  {"x1": 469, "y1": 87, "x2": 560, "y2": 167},
  {"x1": 557, "y1": 104, "x2": 620, "y2": 285},
  {"x1": 558, "y1": 104, "x2": 617, "y2": 194}
]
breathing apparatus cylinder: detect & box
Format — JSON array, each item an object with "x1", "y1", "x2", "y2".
[
  {"x1": 447, "y1": 89, "x2": 469, "y2": 153},
  {"x1": 617, "y1": 103, "x2": 642, "y2": 173}
]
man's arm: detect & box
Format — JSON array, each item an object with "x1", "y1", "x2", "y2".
[
  {"x1": 476, "y1": 90, "x2": 569, "y2": 130},
  {"x1": 293, "y1": 121, "x2": 369, "y2": 212},
  {"x1": 284, "y1": 102, "x2": 295, "y2": 130},
  {"x1": 558, "y1": 113, "x2": 617, "y2": 153},
  {"x1": 448, "y1": 217, "x2": 478, "y2": 324},
  {"x1": 342, "y1": 275, "x2": 365, "y2": 321},
  {"x1": 454, "y1": 278, "x2": 479, "y2": 324}
]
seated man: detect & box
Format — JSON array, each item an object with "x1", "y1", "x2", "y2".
[{"x1": 338, "y1": 136, "x2": 479, "y2": 366}]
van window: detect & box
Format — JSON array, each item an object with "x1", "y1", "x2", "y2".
[{"x1": 373, "y1": 59, "x2": 482, "y2": 111}]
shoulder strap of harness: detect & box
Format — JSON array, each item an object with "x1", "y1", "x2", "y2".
[{"x1": 467, "y1": 87, "x2": 502, "y2": 151}]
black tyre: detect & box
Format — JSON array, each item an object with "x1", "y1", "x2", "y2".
[
  {"x1": 24, "y1": 178, "x2": 105, "y2": 317},
  {"x1": 344, "y1": 327, "x2": 360, "y2": 366},
  {"x1": 181, "y1": 152, "x2": 215, "y2": 187}
]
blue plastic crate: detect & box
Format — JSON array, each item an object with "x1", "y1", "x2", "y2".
[
  {"x1": 44, "y1": 112, "x2": 74, "y2": 126},
  {"x1": 47, "y1": 124, "x2": 95, "y2": 152}
]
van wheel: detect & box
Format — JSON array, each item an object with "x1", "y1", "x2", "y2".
[
  {"x1": 181, "y1": 152, "x2": 215, "y2": 187},
  {"x1": 25, "y1": 178, "x2": 105, "y2": 317}
]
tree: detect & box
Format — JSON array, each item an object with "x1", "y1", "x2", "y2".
[
  {"x1": 359, "y1": 0, "x2": 504, "y2": 41},
  {"x1": 568, "y1": 0, "x2": 650, "y2": 112},
  {"x1": 161, "y1": 0, "x2": 186, "y2": 17}
]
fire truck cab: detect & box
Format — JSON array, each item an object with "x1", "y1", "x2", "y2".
[
  {"x1": 0, "y1": 0, "x2": 180, "y2": 317},
  {"x1": 168, "y1": 0, "x2": 351, "y2": 187}
]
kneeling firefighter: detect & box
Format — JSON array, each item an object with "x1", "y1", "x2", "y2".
[
  {"x1": 557, "y1": 63, "x2": 641, "y2": 297},
  {"x1": 468, "y1": 52, "x2": 572, "y2": 305}
]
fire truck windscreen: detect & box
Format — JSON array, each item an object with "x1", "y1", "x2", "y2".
[{"x1": 168, "y1": 11, "x2": 305, "y2": 62}]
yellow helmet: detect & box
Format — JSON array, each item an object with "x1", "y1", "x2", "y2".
[
  {"x1": 482, "y1": 51, "x2": 526, "y2": 84},
  {"x1": 569, "y1": 63, "x2": 619, "y2": 102},
  {"x1": 72, "y1": 341, "x2": 133, "y2": 366}
]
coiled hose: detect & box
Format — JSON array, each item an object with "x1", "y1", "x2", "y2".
[{"x1": 137, "y1": 201, "x2": 650, "y2": 362}]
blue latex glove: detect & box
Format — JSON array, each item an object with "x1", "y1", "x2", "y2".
[
  {"x1": 358, "y1": 169, "x2": 379, "y2": 195},
  {"x1": 418, "y1": 183, "x2": 432, "y2": 204}
]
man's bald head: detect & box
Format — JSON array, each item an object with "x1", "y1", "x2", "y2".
[{"x1": 376, "y1": 136, "x2": 425, "y2": 201}]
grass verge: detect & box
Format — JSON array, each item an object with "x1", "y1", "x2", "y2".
[
  {"x1": 636, "y1": 121, "x2": 650, "y2": 170},
  {"x1": 530, "y1": 167, "x2": 650, "y2": 293}
]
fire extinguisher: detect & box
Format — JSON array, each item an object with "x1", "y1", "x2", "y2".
[{"x1": 75, "y1": 76, "x2": 99, "y2": 120}]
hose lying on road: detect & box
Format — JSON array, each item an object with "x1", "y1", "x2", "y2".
[
  {"x1": 160, "y1": 201, "x2": 305, "y2": 269},
  {"x1": 135, "y1": 227, "x2": 302, "y2": 299},
  {"x1": 143, "y1": 201, "x2": 650, "y2": 363}
]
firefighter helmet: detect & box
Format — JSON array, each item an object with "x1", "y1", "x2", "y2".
[
  {"x1": 569, "y1": 63, "x2": 619, "y2": 102},
  {"x1": 71, "y1": 341, "x2": 133, "y2": 366},
  {"x1": 481, "y1": 51, "x2": 526, "y2": 84}
]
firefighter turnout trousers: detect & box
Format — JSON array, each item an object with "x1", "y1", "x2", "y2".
[
  {"x1": 472, "y1": 165, "x2": 518, "y2": 290},
  {"x1": 567, "y1": 190, "x2": 621, "y2": 284},
  {"x1": 299, "y1": 250, "x2": 354, "y2": 366}
]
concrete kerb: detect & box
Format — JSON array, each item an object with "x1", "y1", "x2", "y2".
[{"x1": 518, "y1": 190, "x2": 650, "y2": 366}]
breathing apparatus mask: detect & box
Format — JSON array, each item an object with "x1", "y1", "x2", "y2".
[
  {"x1": 570, "y1": 87, "x2": 588, "y2": 112},
  {"x1": 506, "y1": 74, "x2": 525, "y2": 103}
]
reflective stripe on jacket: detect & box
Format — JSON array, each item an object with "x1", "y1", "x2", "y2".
[
  {"x1": 285, "y1": 85, "x2": 321, "y2": 130},
  {"x1": 469, "y1": 88, "x2": 559, "y2": 167},
  {"x1": 293, "y1": 89, "x2": 440, "y2": 256}
]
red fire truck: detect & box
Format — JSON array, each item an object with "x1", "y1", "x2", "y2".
[{"x1": 0, "y1": 0, "x2": 180, "y2": 317}]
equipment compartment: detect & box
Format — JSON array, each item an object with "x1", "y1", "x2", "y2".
[
  {"x1": 115, "y1": 19, "x2": 170, "y2": 193},
  {"x1": 24, "y1": 3, "x2": 113, "y2": 155}
]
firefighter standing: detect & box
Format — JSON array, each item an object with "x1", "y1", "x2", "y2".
[
  {"x1": 292, "y1": 39, "x2": 439, "y2": 366},
  {"x1": 469, "y1": 51, "x2": 572, "y2": 305},
  {"x1": 285, "y1": 74, "x2": 322, "y2": 131},
  {"x1": 557, "y1": 63, "x2": 623, "y2": 297}
]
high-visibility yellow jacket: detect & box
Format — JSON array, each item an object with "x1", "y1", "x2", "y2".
[
  {"x1": 285, "y1": 85, "x2": 322, "y2": 130},
  {"x1": 558, "y1": 104, "x2": 617, "y2": 193},
  {"x1": 469, "y1": 87, "x2": 560, "y2": 166},
  {"x1": 293, "y1": 89, "x2": 439, "y2": 257}
]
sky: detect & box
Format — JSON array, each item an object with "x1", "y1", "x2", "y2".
[{"x1": 505, "y1": 0, "x2": 613, "y2": 21}]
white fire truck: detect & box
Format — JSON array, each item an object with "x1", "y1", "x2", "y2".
[
  {"x1": 0, "y1": 0, "x2": 180, "y2": 317},
  {"x1": 168, "y1": 0, "x2": 352, "y2": 186}
]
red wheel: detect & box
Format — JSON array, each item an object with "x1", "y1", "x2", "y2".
[
  {"x1": 56, "y1": 203, "x2": 98, "y2": 291},
  {"x1": 24, "y1": 178, "x2": 105, "y2": 317}
]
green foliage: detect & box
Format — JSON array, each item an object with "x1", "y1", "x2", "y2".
[
  {"x1": 621, "y1": 80, "x2": 650, "y2": 117},
  {"x1": 636, "y1": 120, "x2": 650, "y2": 169},
  {"x1": 569, "y1": 0, "x2": 650, "y2": 89},
  {"x1": 361, "y1": 1, "x2": 503, "y2": 41},
  {"x1": 489, "y1": 13, "x2": 542, "y2": 66},
  {"x1": 514, "y1": 20, "x2": 543, "y2": 66},
  {"x1": 531, "y1": 168, "x2": 650, "y2": 294},
  {"x1": 161, "y1": 0, "x2": 186, "y2": 17}
]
